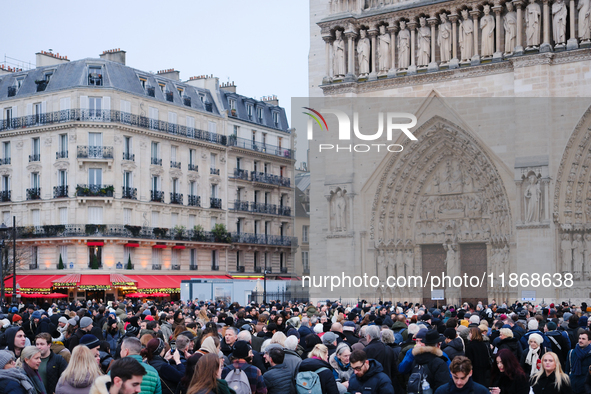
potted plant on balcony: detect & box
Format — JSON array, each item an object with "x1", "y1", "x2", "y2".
[
  {"x1": 173, "y1": 225, "x2": 186, "y2": 240},
  {"x1": 124, "y1": 225, "x2": 142, "y2": 237},
  {"x1": 212, "y1": 224, "x2": 231, "y2": 243},
  {"x1": 153, "y1": 227, "x2": 168, "y2": 239},
  {"x1": 100, "y1": 185, "x2": 115, "y2": 197},
  {"x1": 58, "y1": 254, "x2": 64, "y2": 270},
  {"x1": 76, "y1": 185, "x2": 90, "y2": 196},
  {"x1": 191, "y1": 225, "x2": 204, "y2": 241}
]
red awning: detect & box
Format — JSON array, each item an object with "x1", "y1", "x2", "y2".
[
  {"x1": 4, "y1": 275, "x2": 62, "y2": 293},
  {"x1": 110, "y1": 274, "x2": 137, "y2": 287},
  {"x1": 87, "y1": 241, "x2": 104, "y2": 246},
  {"x1": 52, "y1": 274, "x2": 80, "y2": 286},
  {"x1": 172, "y1": 245, "x2": 186, "y2": 249},
  {"x1": 126, "y1": 275, "x2": 231, "y2": 292},
  {"x1": 152, "y1": 244, "x2": 167, "y2": 249},
  {"x1": 78, "y1": 275, "x2": 111, "y2": 290},
  {"x1": 124, "y1": 243, "x2": 140, "y2": 248}
]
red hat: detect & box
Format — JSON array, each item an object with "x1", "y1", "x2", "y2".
[
  {"x1": 12, "y1": 314, "x2": 22, "y2": 322},
  {"x1": 144, "y1": 315, "x2": 154, "y2": 321},
  {"x1": 550, "y1": 303, "x2": 555, "y2": 308}
]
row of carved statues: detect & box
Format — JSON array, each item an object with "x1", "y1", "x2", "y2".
[
  {"x1": 560, "y1": 233, "x2": 591, "y2": 280},
  {"x1": 326, "y1": 0, "x2": 591, "y2": 79}
]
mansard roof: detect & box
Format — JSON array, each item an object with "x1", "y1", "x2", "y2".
[{"x1": 221, "y1": 90, "x2": 290, "y2": 134}]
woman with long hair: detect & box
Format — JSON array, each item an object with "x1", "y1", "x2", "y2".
[
  {"x1": 359, "y1": 314, "x2": 371, "y2": 327},
  {"x1": 179, "y1": 336, "x2": 221, "y2": 394},
  {"x1": 17, "y1": 346, "x2": 45, "y2": 394},
  {"x1": 490, "y1": 348, "x2": 530, "y2": 394},
  {"x1": 465, "y1": 327, "x2": 492, "y2": 386},
  {"x1": 520, "y1": 333, "x2": 546, "y2": 377},
  {"x1": 187, "y1": 354, "x2": 233, "y2": 394},
  {"x1": 172, "y1": 325, "x2": 187, "y2": 341},
  {"x1": 142, "y1": 338, "x2": 185, "y2": 394},
  {"x1": 55, "y1": 346, "x2": 102, "y2": 394},
  {"x1": 198, "y1": 307, "x2": 209, "y2": 323},
  {"x1": 275, "y1": 315, "x2": 286, "y2": 332},
  {"x1": 530, "y1": 352, "x2": 572, "y2": 394}
]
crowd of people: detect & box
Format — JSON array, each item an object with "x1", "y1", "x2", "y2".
[{"x1": 0, "y1": 297, "x2": 589, "y2": 394}]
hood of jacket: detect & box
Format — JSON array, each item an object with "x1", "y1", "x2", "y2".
[
  {"x1": 89, "y1": 375, "x2": 110, "y2": 394},
  {"x1": 392, "y1": 321, "x2": 408, "y2": 331},
  {"x1": 444, "y1": 337, "x2": 464, "y2": 352},
  {"x1": 499, "y1": 337, "x2": 521, "y2": 350},
  {"x1": 412, "y1": 345, "x2": 444, "y2": 364},
  {"x1": 329, "y1": 353, "x2": 349, "y2": 371},
  {"x1": 4, "y1": 326, "x2": 23, "y2": 352}
]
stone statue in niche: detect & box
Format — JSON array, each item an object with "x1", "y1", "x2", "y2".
[
  {"x1": 561, "y1": 234, "x2": 573, "y2": 273},
  {"x1": 553, "y1": 0, "x2": 568, "y2": 46},
  {"x1": 584, "y1": 233, "x2": 591, "y2": 281},
  {"x1": 331, "y1": 189, "x2": 347, "y2": 232},
  {"x1": 438, "y1": 13, "x2": 452, "y2": 63},
  {"x1": 333, "y1": 30, "x2": 346, "y2": 79},
  {"x1": 357, "y1": 29, "x2": 371, "y2": 77},
  {"x1": 377, "y1": 250, "x2": 387, "y2": 278},
  {"x1": 481, "y1": 5, "x2": 496, "y2": 58},
  {"x1": 404, "y1": 249, "x2": 414, "y2": 276},
  {"x1": 573, "y1": 234, "x2": 584, "y2": 279},
  {"x1": 444, "y1": 243, "x2": 459, "y2": 277},
  {"x1": 387, "y1": 250, "x2": 395, "y2": 276},
  {"x1": 417, "y1": 17, "x2": 431, "y2": 67},
  {"x1": 459, "y1": 9, "x2": 474, "y2": 61},
  {"x1": 579, "y1": 0, "x2": 591, "y2": 42},
  {"x1": 525, "y1": 0, "x2": 542, "y2": 49},
  {"x1": 378, "y1": 25, "x2": 391, "y2": 73},
  {"x1": 502, "y1": 245, "x2": 510, "y2": 278},
  {"x1": 395, "y1": 249, "x2": 404, "y2": 277},
  {"x1": 504, "y1": 2, "x2": 517, "y2": 54},
  {"x1": 524, "y1": 174, "x2": 542, "y2": 223},
  {"x1": 398, "y1": 20, "x2": 411, "y2": 69}
]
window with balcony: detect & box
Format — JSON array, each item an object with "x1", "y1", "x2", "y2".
[
  {"x1": 262, "y1": 133, "x2": 267, "y2": 149},
  {"x1": 149, "y1": 107, "x2": 159, "y2": 130},
  {"x1": 88, "y1": 66, "x2": 102, "y2": 86},
  {"x1": 27, "y1": 173, "x2": 40, "y2": 200},
  {"x1": 211, "y1": 250, "x2": 219, "y2": 270},
  {"x1": 89, "y1": 168, "x2": 102, "y2": 187},
  {"x1": 172, "y1": 249, "x2": 180, "y2": 270},
  {"x1": 54, "y1": 170, "x2": 67, "y2": 198},
  {"x1": 123, "y1": 171, "x2": 135, "y2": 199},
  {"x1": 124, "y1": 208, "x2": 132, "y2": 225},
  {"x1": 151, "y1": 142, "x2": 161, "y2": 165},
  {"x1": 237, "y1": 218, "x2": 243, "y2": 234},
  {"x1": 4, "y1": 108, "x2": 12, "y2": 129},
  {"x1": 151, "y1": 176, "x2": 163, "y2": 202},
  {"x1": 189, "y1": 149, "x2": 197, "y2": 171},
  {"x1": 302, "y1": 225, "x2": 309, "y2": 243},
  {"x1": 171, "y1": 178, "x2": 182, "y2": 204},
  {"x1": 88, "y1": 97, "x2": 102, "y2": 120},
  {"x1": 123, "y1": 136, "x2": 133, "y2": 161},
  {"x1": 2, "y1": 141, "x2": 10, "y2": 165},
  {"x1": 187, "y1": 116, "x2": 195, "y2": 136},
  {"x1": 210, "y1": 153, "x2": 219, "y2": 175},
  {"x1": 88, "y1": 132, "x2": 103, "y2": 158},
  {"x1": 1, "y1": 175, "x2": 10, "y2": 202},
  {"x1": 247, "y1": 105, "x2": 253, "y2": 120},
  {"x1": 190, "y1": 249, "x2": 197, "y2": 270},
  {"x1": 168, "y1": 112, "x2": 177, "y2": 133},
  {"x1": 88, "y1": 206, "x2": 103, "y2": 224},
  {"x1": 170, "y1": 146, "x2": 180, "y2": 169},
  {"x1": 152, "y1": 248, "x2": 162, "y2": 270},
  {"x1": 273, "y1": 112, "x2": 280, "y2": 127},
  {"x1": 254, "y1": 220, "x2": 260, "y2": 236},
  {"x1": 57, "y1": 134, "x2": 68, "y2": 159},
  {"x1": 30, "y1": 138, "x2": 40, "y2": 162},
  {"x1": 257, "y1": 107, "x2": 263, "y2": 123},
  {"x1": 208, "y1": 121, "x2": 217, "y2": 135}
]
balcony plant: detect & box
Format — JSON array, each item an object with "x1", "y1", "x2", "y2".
[
  {"x1": 124, "y1": 225, "x2": 142, "y2": 237},
  {"x1": 20, "y1": 226, "x2": 35, "y2": 239},
  {"x1": 173, "y1": 225, "x2": 186, "y2": 240},
  {"x1": 43, "y1": 224, "x2": 65, "y2": 237},
  {"x1": 153, "y1": 227, "x2": 168, "y2": 239},
  {"x1": 58, "y1": 254, "x2": 64, "y2": 270},
  {"x1": 100, "y1": 185, "x2": 115, "y2": 196},
  {"x1": 192, "y1": 225, "x2": 205, "y2": 241},
  {"x1": 85, "y1": 224, "x2": 106, "y2": 235},
  {"x1": 212, "y1": 223, "x2": 231, "y2": 243}
]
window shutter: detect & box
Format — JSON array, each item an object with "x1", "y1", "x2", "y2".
[
  {"x1": 103, "y1": 97, "x2": 111, "y2": 121},
  {"x1": 41, "y1": 101, "x2": 47, "y2": 114},
  {"x1": 11, "y1": 106, "x2": 17, "y2": 118},
  {"x1": 80, "y1": 96, "x2": 88, "y2": 110},
  {"x1": 26, "y1": 103, "x2": 33, "y2": 116}
]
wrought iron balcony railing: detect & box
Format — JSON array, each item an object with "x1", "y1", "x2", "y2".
[
  {"x1": 151, "y1": 190, "x2": 165, "y2": 202},
  {"x1": 123, "y1": 152, "x2": 134, "y2": 161},
  {"x1": 77, "y1": 146, "x2": 113, "y2": 159},
  {"x1": 233, "y1": 200, "x2": 250, "y2": 212},
  {"x1": 251, "y1": 172, "x2": 291, "y2": 187},
  {"x1": 210, "y1": 197, "x2": 222, "y2": 209},
  {"x1": 233, "y1": 168, "x2": 249, "y2": 180},
  {"x1": 210, "y1": 168, "x2": 220, "y2": 175},
  {"x1": 170, "y1": 192, "x2": 183, "y2": 205},
  {"x1": 250, "y1": 202, "x2": 277, "y2": 215},
  {"x1": 88, "y1": 74, "x2": 102, "y2": 86},
  {"x1": 26, "y1": 188, "x2": 41, "y2": 200},
  {"x1": 151, "y1": 158, "x2": 162, "y2": 166},
  {"x1": 0, "y1": 191, "x2": 11, "y2": 202},
  {"x1": 188, "y1": 164, "x2": 198, "y2": 172},
  {"x1": 228, "y1": 136, "x2": 293, "y2": 159},
  {"x1": 53, "y1": 186, "x2": 68, "y2": 198},
  {"x1": 189, "y1": 265, "x2": 198, "y2": 270},
  {"x1": 7, "y1": 87, "x2": 16, "y2": 97},
  {"x1": 231, "y1": 233, "x2": 295, "y2": 246},
  {"x1": 146, "y1": 87, "x2": 155, "y2": 97},
  {"x1": 254, "y1": 267, "x2": 262, "y2": 273},
  {"x1": 29, "y1": 154, "x2": 40, "y2": 162},
  {"x1": 188, "y1": 195, "x2": 201, "y2": 207},
  {"x1": 278, "y1": 206, "x2": 292, "y2": 216},
  {"x1": 122, "y1": 187, "x2": 137, "y2": 200},
  {"x1": 76, "y1": 184, "x2": 114, "y2": 197},
  {"x1": 152, "y1": 264, "x2": 162, "y2": 270},
  {"x1": 172, "y1": 264, "x2": 181, "y2": 270},
  {"x1": 56, "y1": 151, "x2": 68, "y2": 159},
  {"x1": 0, "y1": 158, "x2": 10, "y2": 165},
  {"x1": 170, "y1": 161, "x2": 181, "y2": 169},
  {"x1": 0, "y1": 109, "x2": 228, "y2": 146}
]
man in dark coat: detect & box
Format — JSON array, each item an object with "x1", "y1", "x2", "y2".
[
  {"x1": 434, "y1": 356, "x2": 489, "y2": 394},
  {"x1": 410, "y1": 329, "x2": 450, "y2": 392},
  {"x1": 441, "y1": 328, "x2": 465, "y2": 361},
  {"x1": 363, "y1": 325, "x2": 395, "y2": 380},
  {"x1": 68, "y1": 316, "x2": 95, "y2": 351},
  {"x1": 263, "y1": 347, "x2": 296, "y2": 394},
  {"x1": 566, "y1": 330, "x2": 591, "y2": 394},
  {"x1": 342, "y1": 321, "x2": 359, "y2": 345},
  {"x1": 495, "y1": 328, "x2": 523, "y2": 361},
  {"x1": 35, "y1": 332, "x2": 67, "y2": 394},
  {"x1": 545, "y1": 321, "x2": 571, "y2": 368},
  {"x1": 348, "y1": 349, "x2": 394, "y2": 394}
]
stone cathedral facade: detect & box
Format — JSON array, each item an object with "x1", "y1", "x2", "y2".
[{"x1": 307, "y1": 0, "x2": 591, "y2": 305}]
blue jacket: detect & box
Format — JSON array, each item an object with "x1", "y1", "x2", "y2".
[
  {"x1": 0, "y1": 377, "x2": 28, "y2": 394},
  {"x1": 348, "y1": 359, "x2": 394, "y2": 394},
  {"x1": 566, "y1": 345, "x2": 591, "y2": 394},
  {"x1": 520, "y1": 330, "x2": 551, "y2": 350}
]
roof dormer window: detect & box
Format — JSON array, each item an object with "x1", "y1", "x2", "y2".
[
  {"x1": 88, "y1": 66, "x2": 102, "y2": 86},
  {"x1": 257, "y1": 107, "x2": 263, "y2": 123}
]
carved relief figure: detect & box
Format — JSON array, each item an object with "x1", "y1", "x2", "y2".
[
  {"x1": 395, "y1": 249, "x2": 404, "y2": 277},
  {"x1": 573, "y1": 234, "x2": 584, "y2": 277},
  {"x1": 481, "y1": 5, "x2": 496, "y2": 57},
  {"x1": 561, "y1": 234, "x2": 573, "y2": 273},
  {"x1": 579, "y1": 0, "x2": 591, "y2": 41},
  {"x1": 387, "y1": 250, "x2": 395, "y2": 276},
  {"x1": 357, "y1": 29, "x2": 371, "y2": 76},
  {"x1": 504, "y1": 2, "x2": 517, "y2": 54},
  {"x1": 444, "y1": 243, "x2": 459, "y2": 277},
  {"x1": 553, "y1": 0, "x2": 568, "y2": 45},
  {"x1": 438, "y1": 13, "x2": 452, "y2": 63},
  {"x1": 332, "y1": 190, "x2": 347, "y2": 231},
  {"x1": 333, "y1": 30, "x2": 346, "y2": 78},
  {"x1": 404, "y1": 249, "x2": 414, "y2": 276},
  {"x1": 524, "y1": 174, "x2": 542, "y2": 223},
  {"x1": 378, "y1": 25, "x2": 391, "y2": 72},
  {"x1": 398, "y1": 21, "x2": 411, "y2": 69},
  {"x1": 417, "y1": 17, "x2": 431, "y2": 66},
  {"x1": 526, "y1": 0, "x2": 542, "y2": 48},
  {"x1": 584, "y1": 234, "x2": 591, "y2": 280},
  {"x1": 377, "y1": 250, "x2": 387, "y2": 278},
  {"x1": 460, "y1": 10, "x2": 474, "y2": 61}
]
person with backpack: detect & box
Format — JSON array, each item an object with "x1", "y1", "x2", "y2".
[
  {"x1": 296, "y1": 344, "x2": 339, "y2": 394},
  {"x1": 545, "y1": 321, "x2": 571, "y2": 369},
  {"x1": 347, "y1": 349, "x2": 394, "y2": 394},
  {"x1": 221, "y1": 340, "x2": 266, "y2": 394},
  {"x1": 434, "y1": 356, "x2": 489, "y2": 394},
  {"x1": 407, "y1": 329, "x2": 450, "y2": 394}
]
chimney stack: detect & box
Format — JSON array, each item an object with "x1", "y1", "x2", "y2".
[
  {"x1": 220, "y1": 81, "x2": 237, "y2": 94},
  {"x1": 0, "y1": 64, "x2": 23, "y2": 75},
  {"x1": 36, "y1": 50, "x2": 70, "y2": 68},
  {"x1": 156, "y1": 69, "x2": 180, "y2": 81},
  {"x1": 99, "y1": 48, "x2": 126, "y2": 65},
  {"x1": 262, "y1": 95, "x2": 279, "y2": 106}
]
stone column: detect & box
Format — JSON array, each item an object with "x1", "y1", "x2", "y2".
[
  {"x1": 408, "y1": 20, "x2": 418, "y2": 74},
  {"x1": 387, "y1": 22, "x2": 399, "y2": 77},
  {"x1": 470, "y1": 8, "x2": 481, "y2": 65},
  {"x1": 514, "y1": 0, "x2": 525, "y2": 55},
  {"x1": 368, "y1": 25, "x2": 379, "y2": 81},
  {"x1": 493, "y1": 3, "x2": 504, "y2": 61},
  {"x1": 449, "y1": 11, "x2": 460, "y2": 69},
  {"x1": 428, "y1": 17, "x2": 439, "y2": 71},
  {"x1": 322, "y1": 35, "x2": 333, "y2": 84},
  {"x1": 567, "y1": 0, "x2": 579, "y2": 49},
  {"x1": 541, "y1": 0, "x2": 553, "y2": 52},
  {"x1": 345, "y1": 28, "x2": 358, "y2": 82}
]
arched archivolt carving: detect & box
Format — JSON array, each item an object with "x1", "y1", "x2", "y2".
[{"x1": 370, "y1": 116, "x2": 513, "y2": 250}]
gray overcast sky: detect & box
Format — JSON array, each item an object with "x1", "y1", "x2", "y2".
[{"x1": 3, "y1": 0, "x2": 310, "y2": 165}]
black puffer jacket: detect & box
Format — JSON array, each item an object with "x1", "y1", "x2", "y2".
[
  {"x1": 411, "y1": 345, "x2": 451, "y2": 392},
  {"x1": 264, "y1": 363, "x2": 296, "y2": 394},
  {"x1": 298, "y1": 357, "x2": 339, "y2": 394},
  {"x1": 441, "y1": 337, "x2": 465, "y2": 361},
  {"x1": 531, "y1": 371, "x2": 572, "y2": 394},
  {"x1": 496, "y1": 337, "x2": 523, "y2": 361},
  {"x1": 465, "y1": 340, "x2": 491, "y2": 387},
  {"x1": 364, "y1": 338, "x2": 395, "y2": 380},
  {"x1": 490, "y1": 371, "x2": 530, "y2": 394},
  {"x1": 43, "y1": 351, "x2": 68, "y2": 394},
  {"x1": 348, "y1": 359, "x2": 394, "y2": 394}
]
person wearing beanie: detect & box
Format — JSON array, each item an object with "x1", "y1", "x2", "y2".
[
  {"x1": 0, "y1": 348, "x2": 37, "y2": 394},
  {"x1": 12, "y1": 314, "x2": 22, "y2": 325},
  {"x1": 80, "y1": 333, "x2": 101, "y2": 360},
  {"x1": 103, "y1": 317, "x2": 121, "y2": 358},
  {"x1": 441, "y1": 328, "x2": 464, "y2": 362},
  {"x1": 221, "y1": 340, "x2": 267, "y2": 394},
  {"x1": 321, "y1": 332, "x2": 338, "y2": 356},
  {"x1": 544, "y1": 320, "x2": 571, "y2": 368},
  {"x1": 342, "y1": 321, "x2": 359, "y2": 345},
  {"x1": 142, "y1": 337, "x2": 185, "y2": 394},
  {"x1": 67, "y1": 315, "x2": 94, "y2": 352}
]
